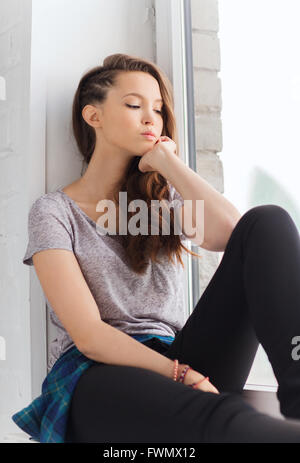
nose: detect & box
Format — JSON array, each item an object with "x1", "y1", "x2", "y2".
[
  {"x1": 141, "y1": 109, "x2": 156, "y2": 125},
  {"x1": 142, "y1": 117, "x2": 155, "y2": 126}
]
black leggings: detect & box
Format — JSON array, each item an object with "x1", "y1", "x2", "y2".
[{"x1": 66, "y1": 205, "x2": 300, "y2": 443}]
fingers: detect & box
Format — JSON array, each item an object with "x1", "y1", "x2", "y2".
[
  {"x1": 197, "y1": 379, "x2": 219, "y2": 394},
  {"x1": 204, "y1": 379, "x2": 219, "y2": 394},
  {"x1": 158, "y1": 136, "x2": 176, "y2": 154},
  {"x1": 207, "y1": 385, "x2": 219, "y2": 394}
]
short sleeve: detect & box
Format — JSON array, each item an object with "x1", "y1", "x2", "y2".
[
  {"x1": 23, "y1": 196, "x2": 74, "y2": 266},
  {"x1": 168, "y1": 182, "x2": 189, "y2": 242}
]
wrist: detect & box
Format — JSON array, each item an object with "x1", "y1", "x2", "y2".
[
  {"x1": 173, "y1": 362, "x2": 192, "y2": 383},
  {"x1": 157, "y1": 151, "x2": 183, "y2": 179}
]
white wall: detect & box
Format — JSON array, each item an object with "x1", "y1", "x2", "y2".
[
  {"x1": 0, "y1": 0, "x2": 36, "y2": 441},
  {"x1": 0, "y1": 0, "x2": 157, "y2": 441},
  {"x1": 44, "y1": 0, "x2": 156, "y2": 194},
  {"x1": 40, "y1": 0, "x2": 157, "y2": 368}
]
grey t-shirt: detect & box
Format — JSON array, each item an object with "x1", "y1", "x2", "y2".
[{"x1": 23, "y1": 181, "x2": 190, "y2": 371}]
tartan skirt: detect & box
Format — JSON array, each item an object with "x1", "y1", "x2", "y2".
[{"x1": 11, "y1": 334, "x2": 175, "y2": 443}]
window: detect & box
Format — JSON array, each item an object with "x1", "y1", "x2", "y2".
[
  {"x1": 158, "y1": 0, "x2": 300, "y2": 390},
  {"x1": 218, "y1": 0, "x2": 300, "y2": 389}
]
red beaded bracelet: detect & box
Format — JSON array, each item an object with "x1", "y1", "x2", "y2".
[
  {"x1": 173, "y1": 359, "x2": 210, "y2": 390},
  {"x1": 178, "y1": 364, "x2": 191, "y2": 383}
]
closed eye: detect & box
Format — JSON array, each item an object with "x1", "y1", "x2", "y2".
[{"x1": 126, "y1": 104, "x2": 162, "y2": 114}]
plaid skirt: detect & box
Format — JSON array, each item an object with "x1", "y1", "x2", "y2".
[{"x1": 11, "y1": 334, "x2": 175, "y2": 443}]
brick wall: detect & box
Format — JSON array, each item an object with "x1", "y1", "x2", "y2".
[
  {"x1": 0, "y1": 0, "x2": 34, "y2": 440},
  {"x1": 191, "y1": 0, "x2": 224, "y2": 294}
]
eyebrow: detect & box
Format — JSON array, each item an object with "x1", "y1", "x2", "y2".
[{"x1": 122, "y1": 92, "x2": 163, "y2": 102}]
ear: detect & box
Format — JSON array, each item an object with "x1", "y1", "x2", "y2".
[{"x1": 82, "y1": 104, "x2": 102, "y2": 128}]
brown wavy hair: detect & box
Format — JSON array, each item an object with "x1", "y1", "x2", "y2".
[{"x1": 72, "y1": 53, "x2": 202, "y2": 274}]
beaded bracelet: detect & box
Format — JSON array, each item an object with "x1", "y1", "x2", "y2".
[
  {"x1": 178, "y1": 364, "x2": 191, "y2": 383},
  {"x1": 173, "y1": 359, "x2": 179, "y2": 381},
  {"x1": 173, "y1": 359, "x2": 209, "y2": 389},
  {"x1": 172, "y1": 359, "x2": 191, "y2": 383}
]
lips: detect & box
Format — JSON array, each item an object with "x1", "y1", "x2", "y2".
[{"x1": 141, "y1": 131, "x2": 155, "y2": 137}]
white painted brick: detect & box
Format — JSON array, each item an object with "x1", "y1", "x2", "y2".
[
  {"x1": 0, "y1": 276, "x2": 21, "y2": 325},
  {"x1": 192, "y1": 33, "x2": 220, "y2": 71},
  {"x1": 0, "y1": 0, "x2": 22, "y2": 34},
  {"x1": 0, "y1": 108, "x2": 10, "y2": 152},
  {"x1": 0, "y1": 76, "x2": 6, "y2": 100},
  {"x1": 0, "y1": 336, "x2": 6, "y2": 361},
  {"x1": 196, "y1": 151, "x2": 224, "y2": 193},
  {"x1": 0, "y1": 30, "x2": 13, "y2": 71},
  {"x1": 0, "y1": 26, "x2": 22, "y2": 72},
  {"x1": 193, "y1": 69, "x2": 222, "y2": 112},
  {"x1": 195, "y1": 114, "x2": 222, "y2": 152},
  {"x1": 2, "y1": 68, "x2": 24, "y2": 116},
  {"x1": 191, "y1": 0, "x2": 219, "y2": 32},
  {"x1": 0, "y1": 232, "x2": 21, "y2": 280},
  {"x1": 0, "y1": 192, "x2": 23, "y2": 237},
  {"x1": 198, "y1": 249, "x2": 220, "y2": 296},
  {"x1": 191, "y1": 1, "x2": 226, "y2": 298},
  {"x1": 0, "y1": 155, "x2": 22, "y2": 196}
]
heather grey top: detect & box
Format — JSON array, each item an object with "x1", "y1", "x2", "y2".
[{"x1": 23, "y1": 181, "x2": 190, "y2": 371}]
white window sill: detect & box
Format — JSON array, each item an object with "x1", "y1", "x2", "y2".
[{"x1": 244, "y1": 383, "x2": 278, "y2": 393}]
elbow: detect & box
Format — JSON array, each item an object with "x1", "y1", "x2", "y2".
[
  {"x1": 203, "y1": 218, "x2": 239, "y2": 252},
  {"x1": 77, "y1": 342, "x2": 90, "y2": 357},
  {"x1": 78, "y1": 342, "x2": 96, "y2": 360},
  {"x1": 190, "y1": 212, "x2": 242, "y2": 252},
  {"x1": 218, "y1": 215, "x2": 241, "y2": 251},
  {"x1": 229, "y1": 211, "x2": 242, "y2": 230},
  {"x1": 76, "y1": 339, "x2": 92, "y2": 357},
  {"x1": 78, "y1": 320, "x2": 106, "y2": 359}
]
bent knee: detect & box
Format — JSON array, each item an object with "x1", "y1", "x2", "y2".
[
  {"x1": 237, "y1": 204, "x2": 292, "y2": 234},
  {"x1": 245, "y1": 204, "x2": 289, "y2": 221}
]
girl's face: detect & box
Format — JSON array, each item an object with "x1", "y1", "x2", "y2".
[{"x1": 95, "y1": 71, "x2": 164, "y2": 157}]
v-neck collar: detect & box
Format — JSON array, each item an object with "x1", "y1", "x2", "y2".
[
  {"x1": 57, "y1": 188, "x2": 121, "y2": 238},
  {"x1": 57, "y1": 188, "x2": 99, "y2": 226}
]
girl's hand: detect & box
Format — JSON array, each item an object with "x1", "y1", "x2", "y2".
[
  {"x1": 138, "y1": 135, "x2": 177, "y2": 173},
  {"x1": 180, "y1": 366, "x2": 219, "y2": 394}
]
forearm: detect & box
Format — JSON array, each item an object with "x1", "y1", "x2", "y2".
[
  {"x1": 82, "y1": 321, "x2": 183, "y2": 380},
  {"x1": 159, "y1": 153, "x2": 242, "y2": 250}
]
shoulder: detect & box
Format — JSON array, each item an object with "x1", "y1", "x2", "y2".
[
  {"x1": 23, "y1": 191, "x2": 74, "y2": 266},
  {"x1": 27, "y1": 191, "x2": 71, "y2": 229},
  {"x1": 29, "y1": 190, "x2": 66, "y2": 214}
]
